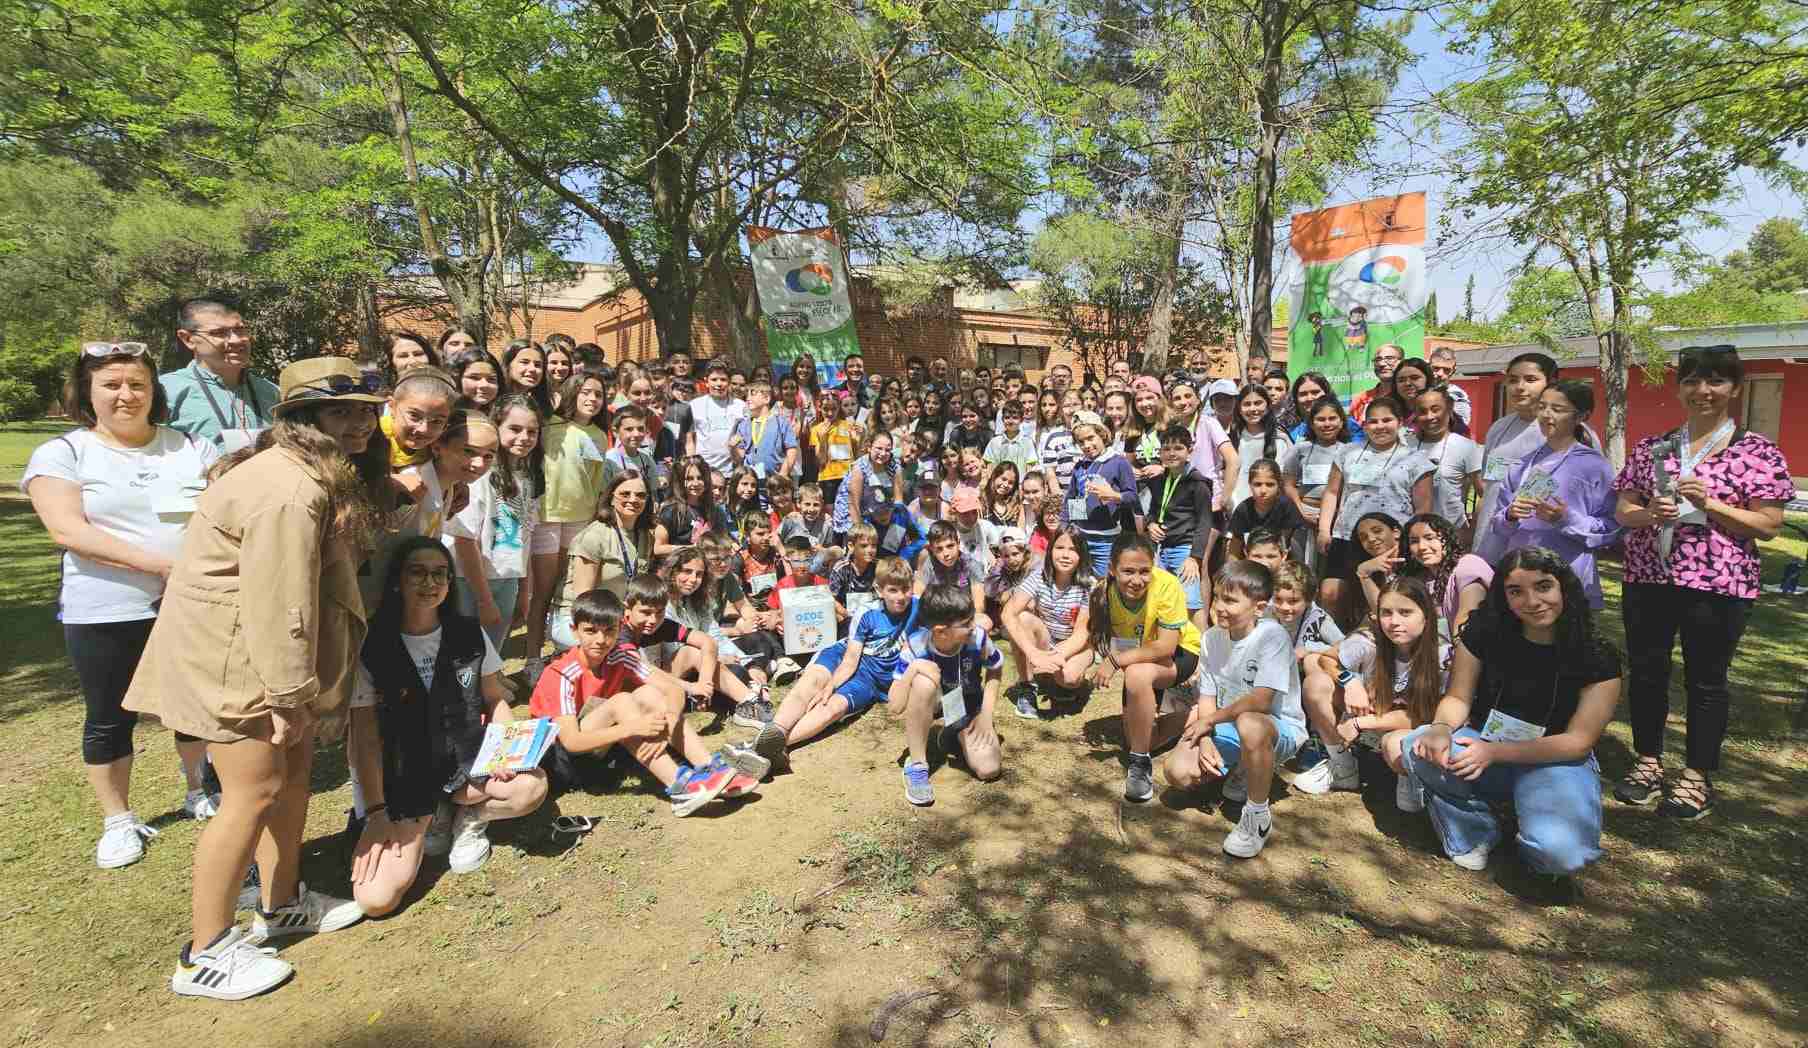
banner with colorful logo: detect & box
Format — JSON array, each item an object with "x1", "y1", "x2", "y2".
[
  {"x1": 1280, "y1": 193, "x2": 1430, "y2": 402},
  {"x1": 746, "y1": 226, "x2": 861, "y2": 386}
]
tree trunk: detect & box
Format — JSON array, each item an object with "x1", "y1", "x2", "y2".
[
  {"x1": 355, "y1": 282, "x2": 383, "y2": 363},
  {"x1": 1246, "y1": 0, "x2": 1289, "y2": 365},
  {"x1": 1142, "y1": 150, "x2": 1189, "y2": 372}
]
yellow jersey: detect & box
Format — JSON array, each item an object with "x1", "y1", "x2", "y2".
[{"x1": 1105, "y1": 568, "x2": 1201, "y2": 655}]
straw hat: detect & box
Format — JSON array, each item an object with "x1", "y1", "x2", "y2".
[{"x1": 271, "y1": 357, "x2": 388, "y2": 418}]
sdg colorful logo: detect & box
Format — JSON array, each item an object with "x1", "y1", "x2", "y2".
[
  {"x1": 1324, "y1": 244, "x2": 1429, "y2": 325},
  {"x1": 1359, "y1": 255, "x2": 1408, "y2": 286},
  {"x1": 784, "y1": 263, "x2": 836, "y2": 296}
]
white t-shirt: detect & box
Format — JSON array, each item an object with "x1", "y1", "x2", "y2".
[
  {"x1": 350, "y1": 626, "x2": 502, "y2": 709},
  {"x1": 1229, "y1": 428, "x2": 1294, "y2": 507},
  {"x1": 1335, "y1": 630, "x2": 1453, "y2": 699},
  {"x1": 1406, "y1": 432, "x2": 1483, "y2": 527},
  {"x1": 444, "y1": 473, "x2": 536, "y2": 580},
  {"x1": 22, "y1": 427, "x2": 218, "y2": 624},
  {"x1": 1197, "y1": 618, "x2": 1304, "y2": 729},
  {"x1": 401, "y1": 462, "x2": 450, "y2": 540},
  {"x1": 688, "y1": 394, "x2": 748, "y2": 472}
]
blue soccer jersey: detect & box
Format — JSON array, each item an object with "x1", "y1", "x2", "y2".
[
  {"x1": 905, "y1": 625, "x2": 1003, "y2": 702},
  {"x1": 853, "y1": 597, "x2": 918, "y2": 669}
]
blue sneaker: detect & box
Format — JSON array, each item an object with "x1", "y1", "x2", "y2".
[
  {"x1": 1009, "y1": 682, "x2": 1040, "y2": 720},
  {"x1": 667, "y1": 764, "x2": 732, "y2": 816},
  {"x1": 902, "y1": 761, "x2": 934, "y2": 806}
]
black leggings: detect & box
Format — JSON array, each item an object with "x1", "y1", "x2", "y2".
[
  {"x1": 1622, "y1": 582, "x2": 1753, "y2": 773},
  {"x1": 67, "y1": 619, "x2": 199, "y2": 765}
]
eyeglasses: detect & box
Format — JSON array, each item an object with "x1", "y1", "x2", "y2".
[
  {"x1": 292, "y1": 373, "x2": 386, "y2": 400},
  {"x1": 403, "y1": 566, "x2": 452, "y2": 583},
  {"x1": 616, "y1": 490, "x2": 648, "y2": 502},
  {"x1": 188, "y1": 325, "x2": 249, "y2": 340},
  {"x1": 82, "y1": 341, "x2": 152, "y2": 359}
]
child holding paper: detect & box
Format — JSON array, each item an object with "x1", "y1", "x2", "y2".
[{"x1": 348, "y1": 538, "x2": 548, "y2": 913}]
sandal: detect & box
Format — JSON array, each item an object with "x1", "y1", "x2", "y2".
[
  {"x1": 1657, "y1": 775, "x2": 1713, "y2": 821},
  {"x1": 1613, "y1": 759, "x2": 1665, "y2": 805}
]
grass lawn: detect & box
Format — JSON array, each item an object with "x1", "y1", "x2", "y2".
[{"x1": 0, "y1": 420, "x2": 1804, "y2": 1048}]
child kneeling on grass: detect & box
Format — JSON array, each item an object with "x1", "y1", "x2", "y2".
[
  {"x1": 749, "y1": 555, "x2": 919, "y2": 772},
  {"x1": 890, "y1": 582, "x2": 1005, "y2": 806},
  {"x1": 529, "y1": 589, "x2": 768, "y2": 816},
  {"x1": 348, "y1": 539, "x2": 549, "y2": 917},
  {"x1": 1161, "y1": 560, "x2": 1309, "y2": 858}
]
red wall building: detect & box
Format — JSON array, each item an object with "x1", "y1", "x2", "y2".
[{"x1": 1449, "y1": 321, "x2": 1807, "y2": 484}]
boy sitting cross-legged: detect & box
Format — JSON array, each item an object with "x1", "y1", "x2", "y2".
[
  {"x1": 889, "y1": 582, "x2": 1006, "y2": 806},
  {"x1": 751, "y1": 555, "x2": 918, "y2": 771},
  {"x1": 530, "y1": 589, "x2": 768, "y2": 816},
  {"x1": 1162, "y1": 560, "x2": 1309, "y2": 858}
]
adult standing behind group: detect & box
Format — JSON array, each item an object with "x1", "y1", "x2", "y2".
[
  {"x1": 161, "y1": 299, "x2": 281, "y2": 449},
  {"x1": 25, "y1": 342, "x2": 222, "y2": 869},
  {"x1": 1611, "y1": 345, "x2": 1792, "y2": 822},
  {"x1": 124, "y1": 357, "x2": 393, "y2": 1001}
]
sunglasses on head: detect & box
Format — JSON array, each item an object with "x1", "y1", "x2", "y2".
[
  {"x1": 82, "y1": 341, "x2": 152, "y2": 360},
  {"x1": 294, "y1": 372, "x2": 386, "y2": 399}
]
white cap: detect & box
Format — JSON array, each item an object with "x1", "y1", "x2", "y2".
[{"x1": 1207, "y1": 378, "x2": 1240, "y2": 400}]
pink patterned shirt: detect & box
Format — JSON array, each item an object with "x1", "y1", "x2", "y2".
[{"x1": 1613, "y1": 430, "x2": 1793, "y2": 600}]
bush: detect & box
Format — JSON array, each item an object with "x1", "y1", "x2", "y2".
[{"x1": 0, "y1": 377, "x2": 43, "y2": 421}]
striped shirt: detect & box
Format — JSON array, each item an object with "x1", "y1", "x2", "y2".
[
  {"x1": 528, "y1": 643, "x2": 647, "y2": 719},
  {"x1": 1015, "y1": 573, "x2": 1089, "y2": 643}
]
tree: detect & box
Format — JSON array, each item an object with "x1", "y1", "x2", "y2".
[
  {"x1": 1443, "y1": 0, "x2": 1808, "y2": 464},
  {"x1": 1029, "y1": 211, "x2": 1233, "y2": 381},
  {"x1": 1722, "y1": 217, "x2": 1808, "y2": 295}
]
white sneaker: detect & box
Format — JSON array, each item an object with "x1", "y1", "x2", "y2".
[
  {"x1": 1222, "y1": 805, "x2": 1273, "y2": 858},
  {"x1": 184, "y1": 789, "x2": 221, "y2": 821},
  {"x1": 424, "y1": 801, "x2": 455, "y2": 858},
  {"x1": 1451, "y1": 843, "x2": 1490, "y2": 871},
  {"x1": 1396, "y1": 772, "x2": 1425, "y2": 813},
  {"x1": 446, "y1": 807, "x2": 492, "y2": 874},
  {"x1": 96, "y1": 813, "x2": 157, "y2": 870},
  {"x1": 1294, "y1": 747, "x2": 1360, "y2": 795},
  {"x1": 249, "y1": 881, "x2": 364, "y2": 941},
  {"x1": 1221, "y1": 767, "x2": 1248, "y2": 803},
  {"x1": 171, "y1": 927, "x2": 293, "y2": 1001}
]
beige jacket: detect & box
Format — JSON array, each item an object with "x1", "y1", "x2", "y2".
[{"x1": 124, "y1": 447, "x2": 367, "y2": 743}]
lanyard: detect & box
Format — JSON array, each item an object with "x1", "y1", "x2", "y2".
[
  {"x1": 1677, "y1": 418, "x2": 1734, "y2": 476},
  {"x1": 750, "y1": 414, "x2": 770, "y2": 450},
  {"x1": 192, "y1": 362, "x2": 259, "y2": 432},
  {"x1": 1352, "y1": 442, "x2": 1400, "y2": 484},
  {"x1": 1157, "y1": 470, "x2": 1183, "y2": 523},
  {"x1": 613, "y1": 525, "x2": 638, "y2": 580}
]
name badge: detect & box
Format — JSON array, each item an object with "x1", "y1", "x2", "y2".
[
  {"x1": 749, "y1": 572, "x2": 777, "y2": 594},
  {"x1": 1301, "y1": 462, "x2": 1332, "y2": 487},
  {"x1": 847, "y1": 591, "x2": 881, "y2": 622},
  {"x1": 1110, "y1": 637, "x2": 1137, "y2": 655},
  {"x1": 1482, "y1": 455, "x2": 1519, "y2": 482},
  {"x1": 577, "y1": 434, "x2": 608, "y2": 463},
  {"x1": 1344, "y1": 458, "x2": 1386, "y2": 487},
  {"x1": 829, "y1": 443, "x2": 853, "y2": 462},
  {"x1": 939, "y1": 684, "x2": 967, "y2": 724},
  {"x1": 882, "y1": 523, "x2": 906, "y2": 551},
  {"x1": 1479, "y1": 708, "x2": 1546, "y2": 743},
  {"x1": 752, "y1": 461, "x2": 767, "y2": 479},
  {"x1": 153, "y1": 494, "x2": 198, "y2": 521},
  {"x1": 1066, "y1": 496, "x2": 1090, "y2": 521}
]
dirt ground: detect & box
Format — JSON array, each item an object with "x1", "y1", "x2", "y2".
[{"x1": 3, "y1": 660, "x2": 1806, "y2": 1048}]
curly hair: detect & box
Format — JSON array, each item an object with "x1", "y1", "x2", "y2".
[{"x1": 1398, "y1": 512, "x2": 1465, "y2": 610}]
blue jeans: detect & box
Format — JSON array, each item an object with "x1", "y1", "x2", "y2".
[
  {"x1": 1081, "y1": 533, "x2": 1115, "y2": 576},
  {"x1": 1400, "y1": 726, "x2": 1603, "y2": 875},
  {"x1": 1156, "y1": 545, "x2": 1204, "y2": 610},
  {"x1": 455, "y1": 577, "x2": 520, "y2": 653}
]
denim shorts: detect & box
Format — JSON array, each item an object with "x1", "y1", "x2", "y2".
[{"x1": 1210, "y1": 716, "x2": 1308, "y2": 768}]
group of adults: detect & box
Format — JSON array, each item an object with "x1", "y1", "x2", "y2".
[{"x1": 21, "y1": 295, "x2": 1793, "y2": 1000}]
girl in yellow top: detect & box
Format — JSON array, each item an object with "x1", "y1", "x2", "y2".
[
  {"x1": 1086, "y1": 533, "x2": 1202, "y2": 802},
  {"x1": 808, "y1": 388, "x2": 860, "y2": 503},
  {"x1": 523, "y1": 369, "x2": 609, "y2": 682}
]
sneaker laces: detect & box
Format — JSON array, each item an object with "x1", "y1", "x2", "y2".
[{"x1": 213, "y1": 934, "x2": 281, "y2": 975}]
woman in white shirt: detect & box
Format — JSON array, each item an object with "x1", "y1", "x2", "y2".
[{"x1": 24, "y1": 343, "x2": 220, "y2": 869}]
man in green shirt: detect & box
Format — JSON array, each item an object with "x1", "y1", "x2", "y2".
[{"x1": 159, "y1": 298, "x2": 281, "y2": 448}]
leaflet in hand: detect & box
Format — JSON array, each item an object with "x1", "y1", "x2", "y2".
[
  {"x1": 471, "y1": 718, "x2": 560, "y2": 776},
  {"x1": 1517, "y1": 470, "x2": 1558, "y2": 506}
]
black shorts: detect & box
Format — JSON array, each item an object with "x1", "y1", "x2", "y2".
[
  {"x1": 1172, "y1": 646, "x2": 1199, "y2": 689},
  {"x1": 1321, "y1": 538, "x2": 1362, "y2": 581}
]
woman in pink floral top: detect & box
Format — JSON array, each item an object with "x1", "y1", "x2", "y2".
[{"x1": 1611, "y1": 346, "x2": 1793, "y2": 821}]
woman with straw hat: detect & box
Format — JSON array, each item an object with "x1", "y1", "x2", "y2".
[{"x1": 124, "y1": 356, "x2": 392, "y2": 1001}]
